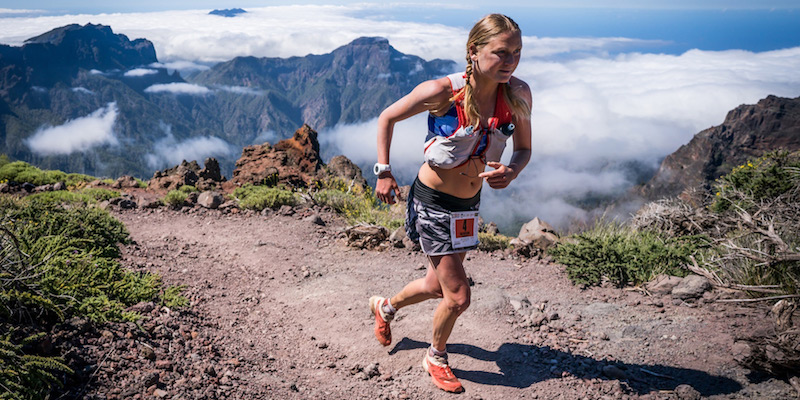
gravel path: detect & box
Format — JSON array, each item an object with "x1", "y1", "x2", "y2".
[{"x1": 93, "y1": 206, "x2": 796, "y2": 399}]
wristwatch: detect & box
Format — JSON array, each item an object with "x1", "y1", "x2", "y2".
[{"x1": 373, "y1": 163, "x2": 391, "y2": 176}]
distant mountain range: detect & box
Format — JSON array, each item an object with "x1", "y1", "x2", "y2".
[{"x1": 0, "y1": 24, "x2": 456, "y2": 178}]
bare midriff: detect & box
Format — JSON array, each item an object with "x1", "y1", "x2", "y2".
[{"x1": 418, "y1": 160, "x2": 484, "y2": 199}]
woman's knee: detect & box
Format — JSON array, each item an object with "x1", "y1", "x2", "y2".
[{"x1": 444, "y1": 287, "x2": 470, "y2": 314}]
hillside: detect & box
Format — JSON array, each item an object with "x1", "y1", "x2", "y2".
[{"x1": 637, "y1": 95, "x2": 800, "y2": 202}]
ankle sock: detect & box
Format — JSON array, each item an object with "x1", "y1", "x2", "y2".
[{"x1": 429, "y1": 344, "x2": 447, "y2": 357}]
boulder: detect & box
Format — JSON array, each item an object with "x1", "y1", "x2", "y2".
[
  {"x1": 53, "y1": 181, "x2": 67, "y2": 191},
  {"x1": 645, "y1": 274, "x2": 684, "y2": 295},
  {"x1": 327, "y1": 155, "x2": 367, "y2": 188},
  {"x1": 197, "y1": 191, "x2": 224, "y2": 209},
  {"x1": 510, "y1": 217, "x2": 559, "y2": 255},
  {"x1": 231, "y1": 124, "x2": 324, "y2": 188},
  {"x1": 672, "y1": 275, "x2": 711, "y2": 300}
]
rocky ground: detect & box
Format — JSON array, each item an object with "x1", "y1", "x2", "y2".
[{"x1": 57, "y1": 204, "x2": 798, "y2": 399}]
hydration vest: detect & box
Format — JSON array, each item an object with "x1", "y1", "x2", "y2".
[{"x1": 424, "y1": 72, "x2": 514, "y2": 169}]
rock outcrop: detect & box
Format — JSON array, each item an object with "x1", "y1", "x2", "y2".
[
  {"x1": 231, "y1": 124, "x2": 331, "y2": 188},
  {"x1": 148, "y1": 158, "x2": 226, "y2": 193},
  {"x1": 638, "y1": 95, "x2": 800, "y2": 202}
]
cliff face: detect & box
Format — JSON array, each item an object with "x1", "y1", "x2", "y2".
[{"x1": 638, "y1": 95, "x2": 800, "y2": 201}]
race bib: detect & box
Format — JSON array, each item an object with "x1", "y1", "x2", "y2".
[{"x1": 450, "y1": 210, "x2": 479, "y2": 249}]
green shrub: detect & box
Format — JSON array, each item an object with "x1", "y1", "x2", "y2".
[
  {"x1": 164, "y1": 190, "x2": 188, "y2": 207},
  {"x1": 0, "y1": 160, "x2": 96, "y2": 187},
  {"x1": 233, "y1": 184, "x2": 297, "y2": 210},
  {"x1": 0, "y1": 190, "x2": 183, "y2": 397},
  {"x1": 179, "y1": 185, "x2": 198, "y2": 193},
  {"x1": 161, "y1": 285, "x2": 189, "y2": 308},
  {"x1": 0, "y1": 332, "x2": 72, "y2": 400},
  {"x1": 711, "y1": 151, "x2": 800, "y2": 212},
  {"x1": 549, "y1": 219, "x2": 707, "y2": 287},
  {"x1": 312, "y1": 177, "x2": 403, "y2": 230},
  {"x1": 478, "y1": 232, "x2": 512, "y2": 252}
]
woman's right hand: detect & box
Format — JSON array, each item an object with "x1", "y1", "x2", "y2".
[{"x1": 376, "y1": 172, "x2": 402, "y2": 204}]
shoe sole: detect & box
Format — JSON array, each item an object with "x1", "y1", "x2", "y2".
[{"x1": 422, "y1": 355, "x2": 464, "y2": 393}]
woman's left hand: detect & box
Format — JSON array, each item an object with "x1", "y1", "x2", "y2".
[{"x1": 478, "y1": 161, "x2": 517, "y2": 189}]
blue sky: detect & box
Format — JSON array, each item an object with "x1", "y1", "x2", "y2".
[{"x1": 1, "y1": 1, "x2": 799, "y2": 229}]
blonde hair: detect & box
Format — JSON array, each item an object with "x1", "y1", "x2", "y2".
[{"x1": 455, "y1": 14, "x2": 530, "y2": 127}]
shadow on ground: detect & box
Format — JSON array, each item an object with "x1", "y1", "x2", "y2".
[{"x1": 389, "y1": 337, "x2": 742, "y2": 396}]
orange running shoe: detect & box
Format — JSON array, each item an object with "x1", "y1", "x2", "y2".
[
  {"x1": 369, "y1": 296, "x2": 393, "y2": 346},
  {"x1": 422, "y1": 351, "x2": 463, "y2": 393}
]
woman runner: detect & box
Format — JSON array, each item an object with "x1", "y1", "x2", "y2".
[{"x1": 369, "y1": 14, "x2": 533, "y2": 393}]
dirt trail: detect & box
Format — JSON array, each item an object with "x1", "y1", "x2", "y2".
[{"x1": 113, "y1": 207, "x2": 796, "y2": 399}]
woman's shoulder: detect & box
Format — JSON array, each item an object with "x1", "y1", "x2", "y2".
[
  {"x1": 413, "y1": 76, "x2": 456, "y2": 102},
  {"x1": 508, "y1": 76, "x2": 532, "y2": 103}
]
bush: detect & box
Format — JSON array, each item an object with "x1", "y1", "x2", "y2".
[
  {"x1": 233, "y1": 184, "x2": 297, "y2": 210},
  {"x1": 0, "y1": 196, "x2": 175, "y2": 397},
  {"x1": 478, "y1": 232, "x2": 512, "y2": 252},
  {"x1": 179, "y1": 185, "x2": 198, "y2": 193},
  {"x1": 549, "y1": 219, "x2": 707, "y2": 287},
  {"x1": 711, "y1": 151, "x2": 800, "y2": 213},
  {"x1": 163, "y1": 190, "x2": 188, "y2": 208},
  {"x1": 0, "y1": 161, "x2": 95, "y2": 187},
  {"x1": 311, "y1": 177, "x2": 403, "y2": 230}
]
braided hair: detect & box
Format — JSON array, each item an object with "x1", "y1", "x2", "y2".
[{"x1": 454, "y1": 14, "x2": 530, "y2": 127}]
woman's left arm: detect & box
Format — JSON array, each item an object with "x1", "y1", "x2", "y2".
[{"x1": 480, "y1": 78, "x2": 532, "y2": 189}]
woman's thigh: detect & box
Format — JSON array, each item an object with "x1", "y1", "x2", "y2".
[{"x1": 429, "y1": 252, "x2": 470, "y2": 298}]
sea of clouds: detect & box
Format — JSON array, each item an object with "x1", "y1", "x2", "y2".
[{"x1": 3, "y1": 4, "x2": 800, "y2": 231}]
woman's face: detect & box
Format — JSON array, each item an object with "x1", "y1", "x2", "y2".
[{"x1": 471, "y1": 31, "x2": 522, "y2": 83}]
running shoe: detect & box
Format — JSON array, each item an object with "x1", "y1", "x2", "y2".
[
  {"x1": 422, "y1": 351, "x2": 464, "y2": 393},
  {"x1": 369, "y1": 296, "x2": 393, "y2": 346}
]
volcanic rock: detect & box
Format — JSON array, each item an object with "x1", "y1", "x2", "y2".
[
  {"x1": 231, "y1": 124, "x2": 325, "y2": 188},
  {"x1": 327, "y1": 155, "x2": 368, "y2": 188}
]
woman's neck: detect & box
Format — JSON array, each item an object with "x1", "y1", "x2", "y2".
[{"x1": 469, "y1": 72, "x2": 500, "y2": 102}]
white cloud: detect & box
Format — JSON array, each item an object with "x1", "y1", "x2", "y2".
[
  {"x1": 149, "y1": 60, "x2": 211, "y2": 73},
  {"x1": 71, "y1": 87, "x2": 94, "y2": 94},
  {"x1": 26, "y1": 102, "x2": 119, "y2": 155},
  {"x1": 144, "y1": 82, "x2": 210, "y2": 95},
  {"x1": 214, "y1": 85, "x2": 262, "y2": 95},
  {"x1": 146, "y1": 127, "x2": 236, "y2": 169},
  {"x1": 0, "y1": 5, "x2": 665, "y2": 64},
  {"x1": 124, "y1": 68, "x2": 158, "y2": 77}
]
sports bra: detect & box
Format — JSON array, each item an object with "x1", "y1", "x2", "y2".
[{"x1": 423, "y1": 72, "x2": 515, "y2": 169}]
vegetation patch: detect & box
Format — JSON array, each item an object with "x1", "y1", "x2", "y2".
[
  {"x1": 311, "y1": 177, "x2": 403, "y2": 230},
  {"x1": 478, "y1": 232, "x2": 512, "y2": 252},
  {"x1": 0, "y1": 195, "x2": 182, "y2": 398},
  {"x1": 164, "y1": 190, "x2": 188, "y2": 208},
  {"x1": 233, "y1": 184, "x2": 297, "y2": 211},
  {"x1": 0, "y1": 160, "x2": 97, "y2": 187},
  {"x1": 549, "y1": 219, "x2": 705, "y2": 287}
]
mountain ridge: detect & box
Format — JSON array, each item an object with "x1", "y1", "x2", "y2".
[{"x1": 0, "y1": 24, "x2": 456, "y2": 179}]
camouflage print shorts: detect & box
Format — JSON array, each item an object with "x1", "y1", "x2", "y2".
[{"x1": 405, "y1": 178, "x2": 481, "y2": 256}]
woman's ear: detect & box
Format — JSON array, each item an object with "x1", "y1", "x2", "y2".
[{"x1": 468, "y1": 44, "x2": 478, "y2": 60}]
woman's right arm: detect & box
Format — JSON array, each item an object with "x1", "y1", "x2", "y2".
[{"x1": 375, "y1": 77, "x2": 451, "y2": 204}]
